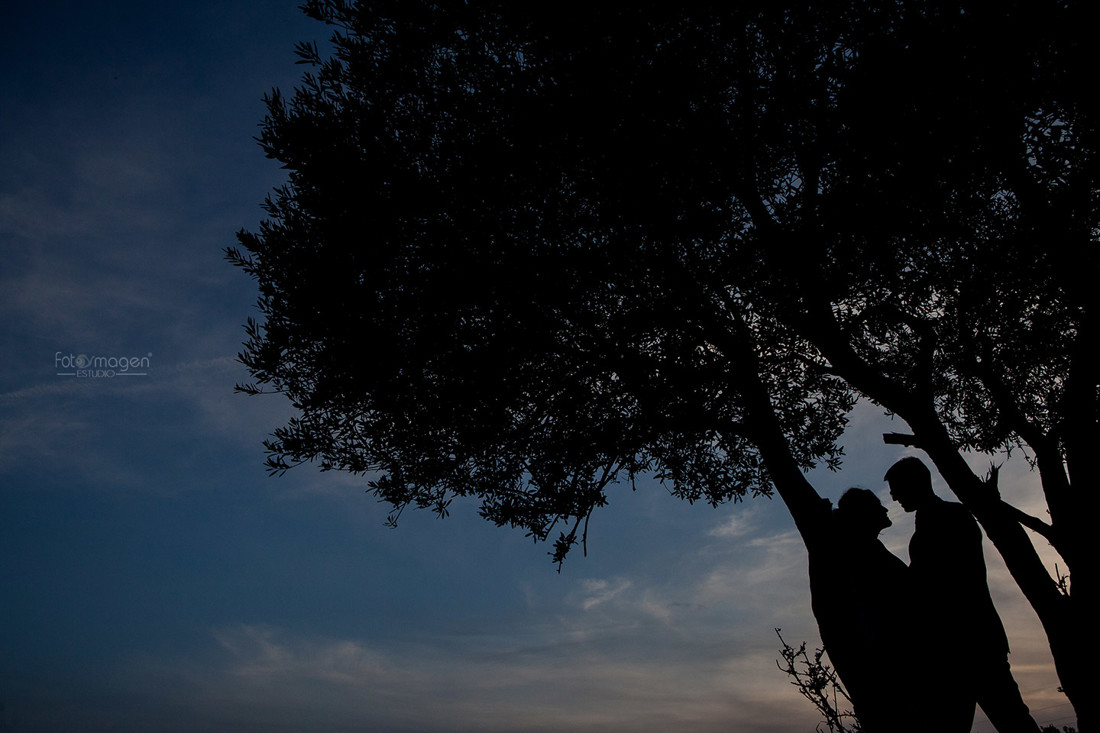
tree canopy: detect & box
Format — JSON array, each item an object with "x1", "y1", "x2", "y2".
[{"x1": 230, "y1": 1, "x2": 1098, "y2": 725}]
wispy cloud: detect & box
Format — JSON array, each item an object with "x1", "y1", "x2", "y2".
[
  {"x1": 706, "y1": 509, "x2": 757, "y2": 539},
  {"x1": 115, "y1": 621, "x2": 825, "y2": 733},
  {"x1": 578, "y1": 577, "x2": 633, "y2": 611},
  {"x1": 0, "y1": 356, "x2": 289, "y2": 487}
]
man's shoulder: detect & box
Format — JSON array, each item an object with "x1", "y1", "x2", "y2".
[
  {"x1": 917, "y1": 498, "x2": 980, "y2": 535},
  {"x1": 937, "y1": 498, "x2": 971, "y2": 516}
]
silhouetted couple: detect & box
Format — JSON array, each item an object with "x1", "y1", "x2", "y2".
[{"x1": 809, "y1": 457, "x2": 1041, "y2": 732}]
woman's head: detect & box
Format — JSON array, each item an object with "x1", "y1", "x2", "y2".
[{"x1": 836, "y1": 487, "x2": 892, "y2": 537}]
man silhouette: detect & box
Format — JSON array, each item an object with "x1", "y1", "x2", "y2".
[
  {"x1": 809, "y1": 488, "x2": 931, "y2": 732},
  {"x1": 885, "y1": 457, "x2": 1041, "y2": 733}
]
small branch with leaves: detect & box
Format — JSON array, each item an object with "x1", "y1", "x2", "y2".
[{"x1": 775, "y1": 629, "x2": 861, "y2": 733}]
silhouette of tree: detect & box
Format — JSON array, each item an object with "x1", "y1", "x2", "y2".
[{"x1": 229, "y1": 1, "x2": 1096, "y2": 725}]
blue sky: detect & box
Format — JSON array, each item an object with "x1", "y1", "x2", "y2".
[{"x1": 0, "y1": 3, "x2": 1072, "y2": 731}]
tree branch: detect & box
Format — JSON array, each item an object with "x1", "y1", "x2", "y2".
[
  {"x1": 882, "y1": 432, "x2": 921, "y2": 448},
  {"x1": 1002, "y1": 502, "x2": 1056, "y2": 542}
]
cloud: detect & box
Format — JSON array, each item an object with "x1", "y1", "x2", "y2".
[
  {"x1": 0, "y1": 356, "x2": 301, "y2": 505},
  {"x1": 213, "y1": 624, "x2": 393, "y2": 687},
  {"x1": 696, "y1": 529, "x2": 811, "y2": 623},
  {"x1": 66, "y1": 519, "x2": 835, "y2": 733},
  {"x1": 706, "y1": 509, "x2": 757, "y2": 539},
  {"x1": 578, "y1": 577, "x2": 633, "y2": 611},
  {"x1": 117, "y1": 620, "x2": 826, "y2": 733}
]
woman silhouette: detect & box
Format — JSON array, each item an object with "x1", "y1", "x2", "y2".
[{"x1": 808, "y1": 488, "x2": 933, "y2": 732}]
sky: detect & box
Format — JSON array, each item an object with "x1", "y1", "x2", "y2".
[{"x1": 0, "y1": 3, "x2": 1075, "y2": 731}]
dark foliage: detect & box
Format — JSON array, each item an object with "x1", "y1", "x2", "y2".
[
  {"x1": 231, "y1": 2, "x2": 1096, "y2": 724},
  {"x1": 229, "y1": 1, "x2": 873, "y2": 562}
]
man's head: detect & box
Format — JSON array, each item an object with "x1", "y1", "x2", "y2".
[
  {"x1": 884, "y1": 456, "x2": 935, "y2": 512},
  {"x1": 835, "y1": 487, "x2": 892, "y2": 538}
]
